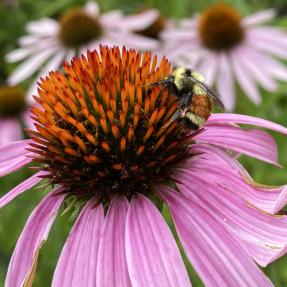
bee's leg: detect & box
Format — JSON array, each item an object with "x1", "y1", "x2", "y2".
[
  {"x1": 170, "y1": 109, "x2": 181, "y2": 122},
  {"x1": 179, "y1": 91, "x2": 193, "y2": 107}
]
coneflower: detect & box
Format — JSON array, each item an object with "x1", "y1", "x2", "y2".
[
  {"x1": 1, "y1": 46, "x2": 287, "y2": 286},
  {"x1": 0, "y1": 85, "x2": 33, "y2": 144},
  {"x1": 161, "y1": 4, "x2": 287, "y2": 111}
]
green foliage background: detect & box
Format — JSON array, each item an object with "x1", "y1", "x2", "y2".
[{"x1": 1, "y1": 0, "x2": 287, "y2": 286}]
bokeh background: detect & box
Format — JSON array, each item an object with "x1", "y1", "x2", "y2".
[{"x1": 1, "y1": 0, "x2": 287, "y2": 286}]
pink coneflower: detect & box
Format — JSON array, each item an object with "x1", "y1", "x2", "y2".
[
  {"x1": 0, "y1": 85, "x2": 33, "y2": 144},
  {"x1": 1, "y1": 46, "x2": 287, "y2": 286},
  {"x1": 5, "y1": 1, "x2": 160, "y2": 102},
  {"x1": 161, "y1": 4, "x2": 287, "y2": 110}
]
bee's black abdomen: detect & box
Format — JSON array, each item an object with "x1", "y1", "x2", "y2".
[{"x1": 183, "y1": 118, "x2": 199, "y2": 130}]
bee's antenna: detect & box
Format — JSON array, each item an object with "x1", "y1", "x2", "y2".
[{"x1": 143, "y1": 78, "x2": 172, "y2": 87}]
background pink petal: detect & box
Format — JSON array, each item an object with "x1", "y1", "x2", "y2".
[
  {"x1": 0, "y1": 140, "x2": 32, "y2": 177},
  {"x1": 242, "y1": 9, "x2": 275, "y2": 27},
  {"x1": 115, "y1": 9, "x2": 159, "y2": 31},
  {"x1": 231, "y1": 48, "x2": 261, "y2": 104},
  {"x1": 160, "y1": 186, "x2": 273, "y2": 287},
  {"x1": 216, "y1": 53, "x2": 235, "y2": 111},
  {"x1": 96, "y1": 196, "x2": 131, "y2": 287},
  {"x1": 0, "y1": 118, "x2": 22, "y2": 145},
  {"x1": 52, "y1": 200, "x2": 104, "y2": 287},
  {"x1": 0, "y1": 171, "x2": 46, "y2": 208},
  {"x1": 5, "y1": 188, "x2": 64, "y2": 287},
  {"x1": 125, "y1": 194, "x2": 191, "y2": 287}
]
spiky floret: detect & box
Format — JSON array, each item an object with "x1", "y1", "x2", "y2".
[
  {"x1": 29, "y1": 46, "x2": 193, "y2": 204},
  {"x1": 199, "y1": 4, "x2": 244, "y2": 50}
]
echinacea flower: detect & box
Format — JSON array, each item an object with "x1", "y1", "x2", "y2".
[
  {"x1": 0, "y1": 85, "x2": 33, "y2": 144},
  {"x1": 1, "y1": 46, "x2": 287, "y2": 286},
  {"x1": 5, "y1": 1, "x2": 160, "y2": 102},
  {"x1": 161, "y1": 4, "x2": 287, "y2": 110}
]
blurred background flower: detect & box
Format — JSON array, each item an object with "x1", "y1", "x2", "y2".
[
  {"x1": 0, "y1": 85, "x2": 33, "y2": 144},
  {"x1": 5, "y1": 1, "x2": 160, "y2": 101},
  {"x1": 161, "y1": 4, "x2": 287, "y2": 110}
]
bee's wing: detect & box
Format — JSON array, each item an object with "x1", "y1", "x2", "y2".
[{"x1": 188, "y1": 77, "x2": 225, "y2": 109}]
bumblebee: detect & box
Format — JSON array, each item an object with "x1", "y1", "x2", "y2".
[{"x1": 146, "y1": 67, "x2": 224, "y2": 130}]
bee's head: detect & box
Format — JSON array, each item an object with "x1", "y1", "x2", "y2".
[{"x1": 171, "y1": 67, "x2": 194, "y2": 90}]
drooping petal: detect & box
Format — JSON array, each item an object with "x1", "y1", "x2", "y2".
[
  {"x1": 242, "y1": 9, "x2": 275, "y2": 27},
  {"x1": 96, "y1": 196, "x2": 131, "y2": 287},
  {"x1": 0, "y1": 140, "x2": 32, "y2": 177},
  {"x1": 0, "y1": 118, "x2": 22, "y2": 145},
  {"x1": 189, "y1": 143, "x2": 287, "y2": 213},
  {"x1": 207, "y1": 113, "x2": 287, "y2": 134},
  {"x1": 160, "y1": 186, "x2": 273, "y2": 287},
  {"x1": 175, "y1": 172, "x2": 287, "y2": 267},
  {"x1": 195, "y1": 124, "x2": 279, "y2": 165},
  {"x1": 0, "y1": 171, "x2": 46, "y2": 208},
  {"x1": 5, "y1": 188, "x2": 64, "y2": 287},
  {"x1": 52, "y1": 200, "x2": 104, "y2": 287},
  {"x1": 125, "y1": 194, "x2": 191, "y2": 287},
  {"x1": 216, "y1": 52, "x2": 235, "y2": 111}
]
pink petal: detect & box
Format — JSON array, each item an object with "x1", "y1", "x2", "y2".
[
  {"x1": 231, "y1": 48, "x2": 261, "y2": 104},
  {"x1": 246, "y1": 32, "x2": 287, "y2": 58},
  {"x1": 0, "y1": 118, "x2": 22, "y2": 145},
  {"x1": 216, "y1": 53, "x2": 235, "y2": 111},
  {"x1": 109, "y1": 31, "x2": 159, "y2": 50},
  {"x1": 160, "y1": 186, "x2": 273, "y2": 287},
  {"x1": 195, "y1": 124, "x2": 279, "y2": 165},
  {"x1": 26, "y1": 18, "x2": 59, "y2": 36},
  {"x1": 0, "y1": 171, "x2": 46, "y2": 208},
  {"x1": 5, "y1": 47, "x2": 34, "y2": 62},
  {"x1": 22, "y1": 109, "x2": 35, "y2": 130},
  {"x1": 25, "y1": 50, "x2": 66, "y2": 104},
  {"x1": 196, "y1": 51, "x2": 218, "y2": 85},
  {"x1": 8, "y1": 46, "x2": 58, "y2": 85},
  {"x1": 190, "y1": 143, "x2": 287, "y2": 213},
  {"x1": 175, "y1": 172, "x2": 287, "y2": 267},
  {"x1": 242, "y1": 9, "x2": 275, "y2": 27},
  {"x1": 5, "y1": 188, "x2": 64, "y2": 287},
  {"x1": 0, "y1": 140, "x2": 32, "y2": 177},
  {"x1": 208, "y1": 113, "x2": 287, "y2": 134},
  {"x1": 96, "y1": 196, "x2": 131, "y2": 287},
  {"x1": 125, "y1": 194, "x2": 191, "y2": 287},
  {"x1": 246, "y1": 27, "x2": 287, "y2": 47},
  {"x1": 239, "y1": 47, "x2": 277, "y2": 91},
  {"x1": 114, "y1": 9, "x2": 159, "y2": 31},
  {"x1": 99, "y1": 10, "x2": 124, "y2": 27},
  {"x1": 52, "y1": 200, "x2": 104, "y2": 287}
]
